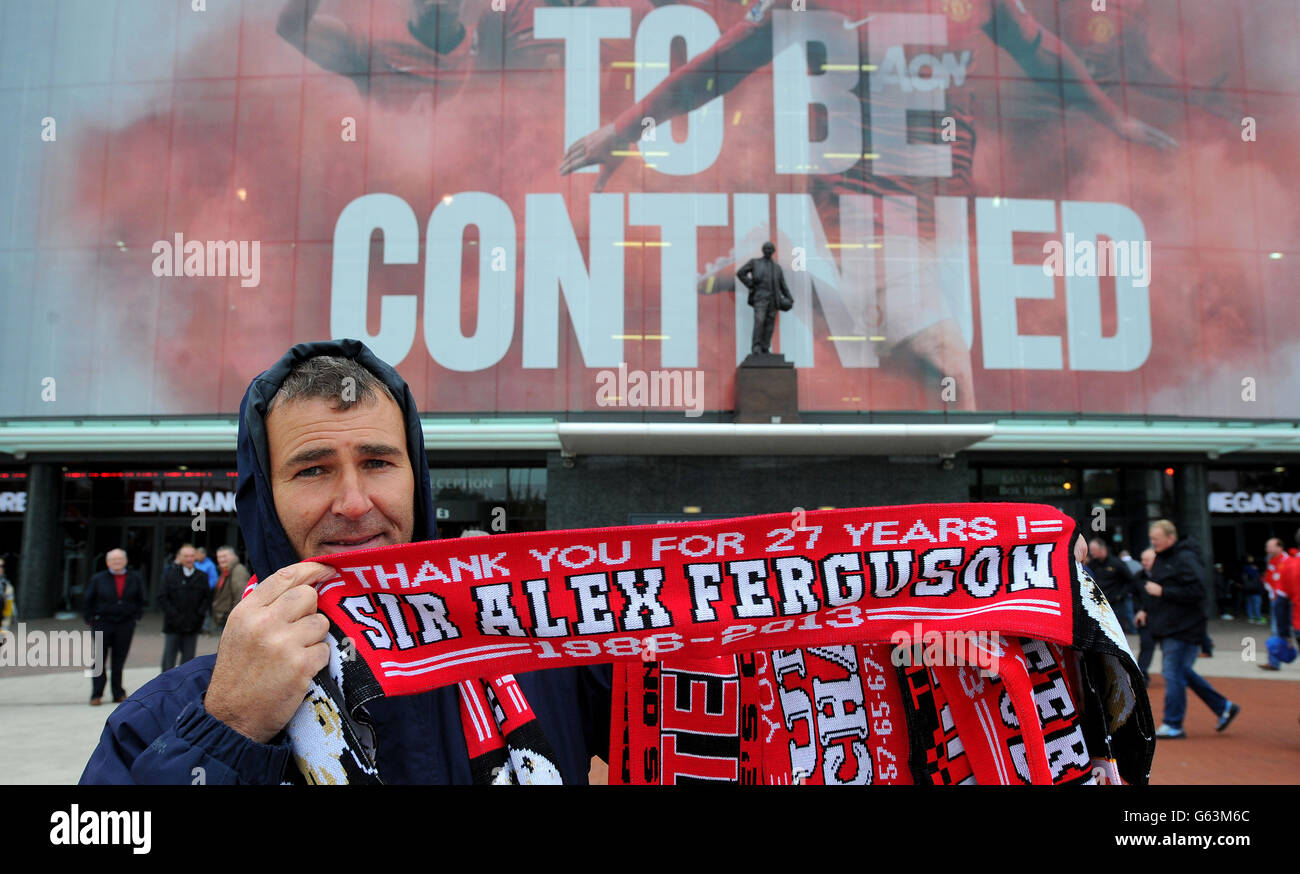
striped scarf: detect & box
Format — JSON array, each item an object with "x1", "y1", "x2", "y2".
[{"x1": 281, "y1": 503, "x2": 1153, "y2": 784}]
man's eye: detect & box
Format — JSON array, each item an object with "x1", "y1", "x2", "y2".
[
  {"x1": 364, "y1": 459, "x2": 394, "y2": 469},
  {"x1": 295, "y1": 466, "x2": 325, "y2": 478}
]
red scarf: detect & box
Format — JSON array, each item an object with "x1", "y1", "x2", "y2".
[{"x1": 299, "y1": 503, "x2": 1152, "y2": 784}]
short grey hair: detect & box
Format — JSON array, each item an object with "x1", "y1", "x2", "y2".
[
  {"x1": 1149, "y1": 519, "x2": 1177, "y2": 538},
  {"x1": 268, "y1": 355, "x2": 399, "y2": 414}
]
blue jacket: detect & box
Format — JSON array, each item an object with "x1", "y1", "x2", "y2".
[
  {"x1": 81, "y1": 339, "x2": 610, "y2": 784},
  {"x1": 195, "y1": 556, "x2": 219, "y2": 588}
]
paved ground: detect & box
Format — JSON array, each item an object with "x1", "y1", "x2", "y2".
[
  {"x1": 1138, "y1": 622, "x2": 1300, "y2": 785},
  {"x1": 0, "y1": 612, "x2": 221, "y2": 784},
  {"x1": 0, "y1": 615, "x2": 1295, "y2": 784}
]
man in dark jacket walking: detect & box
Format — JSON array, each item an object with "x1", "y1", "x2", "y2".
[
  {"x1": 1141, "y1": 519, "x2": 1239, "y2": 738},
  {"x1": 83, "y1": 548, "x2": 145, "y2": 705},
  {"x1": 736, "y1": 241, "x2": 792, "y2": 355},
  {"x1": 82, "y1": 339, "x2": 609, "y2": 784},
  {"x1": 157, "y1": 544, "x2": 212, "y2": 672},
  {"x1": 1087, "y1": 537, "x2": 1142, "y2": 634}
]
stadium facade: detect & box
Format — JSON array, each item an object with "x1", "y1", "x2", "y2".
[
  {"x1": 4, "y1": 418, "x2": 1297, "y2": 617},
  {"x1": 1, "y1": 0, "x2": 1297, "y2": 616}
]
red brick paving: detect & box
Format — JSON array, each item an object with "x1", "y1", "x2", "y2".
[
  {"x1": 6, "y1": 617, "x2": 1297, "y2": 784},
  {"x1": 1145, "y1": 674, "x2": 1300, "y2": 784}
]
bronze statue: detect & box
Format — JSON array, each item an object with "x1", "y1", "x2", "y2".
[{"x1": 736, "y1": 241, "x2": 793, "y2": 355}]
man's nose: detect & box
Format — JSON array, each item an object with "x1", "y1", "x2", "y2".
[{"x1": 332, "y1": 465, "x2": 374, "y2": 518}]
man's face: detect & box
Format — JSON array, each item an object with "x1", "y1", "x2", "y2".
[
  {"x1": 267, "y1": 394, "x2": 415, "y2": 560},
  {"x1": 1148, "y1": 526, "x2": 1174, "y2": 553},
  {"x1": 1266, "y1": 538, "x2": 1282, "y2": 558},
  {"x1": 106, "y1": 551, "x2": 127, "y2": 573},
  {"x1": 216, "y1": 549, "x2": 234, "y2": 572},
  {"x1": 1140, "y1": 549, "x2": 1155, "y2": 571},
  {"x1": 1088, "y1": 541, "x2": 1106, "y2": 561},
  {"x1": 178, "y1": 546, "x2": 196, "y2": 569}
]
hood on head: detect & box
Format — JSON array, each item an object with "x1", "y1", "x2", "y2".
[{"x1": 235, "y1": 339, "x2": 436, "y2": 581}]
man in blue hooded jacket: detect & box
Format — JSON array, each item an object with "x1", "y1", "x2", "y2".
[{"x1": 81, "y1": 340, "x2": 610, "y2": 784}]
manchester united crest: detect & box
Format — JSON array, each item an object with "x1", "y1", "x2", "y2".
[
  {"x1": 1088, "y1": 15, "x2": 1117, "y2": 43},
  {"x1": 941, "y1": 0, "x2": 973, "y2": 21}
]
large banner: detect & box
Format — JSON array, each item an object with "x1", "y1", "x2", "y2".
[{"x1": 0, "y1": 0, "x2": 1295, "y2": 418}]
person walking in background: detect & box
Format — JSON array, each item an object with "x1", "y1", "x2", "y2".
[
  {"x1": 1239, "y1": 555, "x2": 1265, "y2": 625},
  {"x1": 1132, "y1": 548, "x2": 1158, "y2": 685},
  {"x1": 82, "y1": 549, "x2": 145, "y2": 705},
  {"x1": 1118, "y1": 549, "x2": 1142, "y2": 576},
  {"x1": 1143, "y1": 520, "x2": 1239, "y2": 738},
  {"x1": 1265, "y1": 537, "x2": 1288, "y2": 635},
  {"x1": 157, "y1": 543, "x2": 211, "y2": 672},
  {"x1": 195, "y1": 546, "x2": 219, "y2": 635},
  {"x1": 194, "y1": 547, "x2": 218, "y2": 589},
  {"x1": 0, "y1": 560, "x2": 12, "y2": 691},
  {"x1": 1087, "y1": 537, "x2": 1142, "y2": 634},
  {"x1": 0, "y1": 559, "x2": 12, "y2": 634},
  {"x1": 1261, "y1": 529, "x2": 1300, "y2": 671},
  {"x1": 210, "y1": 545, "x2": 251, "y2": 634},
  {"x1": 1212, "y1": 563, "x2": 1234, "y2": 620}
]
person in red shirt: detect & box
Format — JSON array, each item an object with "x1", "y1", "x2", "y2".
[
  {"x1": 1264, "y1": 537, "x2": 1289, "y2": 631},
  {"x1": 1261, "y1": 532, "x2": 1300, "y2": 671},
  {"x1": 82, "y1": 549, "x2": 146, "y2": 705}
]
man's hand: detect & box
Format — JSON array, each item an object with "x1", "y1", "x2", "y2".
[
  {"x1": 204, "y1": 561, "x2": 336, "y2": 744},
  {"x1": 1144, "y1": 580, "x2": 1163, "y2": 598},
  {"x1": 1134, "y1": 610, "x2": 1147, "y2": 628},
  {"x1": 559, "y1": 123, "x2": 626, "y2": 193},
  {"x1": 1112, "y1": 114, "x2": 1178, "y2": 150}
]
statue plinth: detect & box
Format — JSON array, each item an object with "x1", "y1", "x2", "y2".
[{"x1": 735, "y1": 353, "x2": 800, "y2": 423}]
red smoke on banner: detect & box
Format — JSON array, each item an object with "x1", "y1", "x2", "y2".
[{"x1": 50, "y1": 0, "x2": 1300, "y2": 417}]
